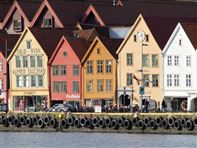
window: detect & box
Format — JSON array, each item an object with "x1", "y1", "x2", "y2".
[
  {"x1": 143, "y1": 74, "x2": 149, "y2": 87},
  {"x1": 60, "y1": 82, "x2": 67, "y2": 93},
  {"x1": 16, "y1": 56, "x2": 21, "y2": 68},
  {"x1": 167, "y1": 74, "x2": 172, "y2": 87},
  {"x1": 174, "y1": 56, "x2": 179, "y2": 66},
  {"x1": 0, "y1": 60, "x2": 3, "y2": 71},
  {"x1": 134, "y1": 35, "x2": 137, "y2": 42},
  {"x1": 152, "y1": 74, "x2": 159, "y2": 87},
  {"x1": 73, "y1": 65, "x2": 79, "y2": 76},
  {"x1": 97, "y1": 48, "x2": 101, "y2": 54},
  {"x1": 23, "y1": 76, "x2": 27, "y2": 87},
  {"x1": 38, "y1": 75, "x2": 43, "y2": 87},
  {"x1": 186, "y1": 74, "x2": 191, "y2": 87},
  {"x1": 127, "y1": 73, "x2": 133, "y2": 86},
  {"x1": 167, "y1": 56, "x2": 172, "y2": 66},
  {"x1": 31, "y1": 76, "x2": 36, "y2": 87},
  {"x1": 174, "y1": 74, "x2": 179, "y2": 87},
  {"x1": 30, "y1": 56, "x2": 36, "y2": 67},
  {"x1": 37, "y1": 56, "x2": 42, "y2": 67},
  {"x1": 43, "y1": 18, "x2": 53, "y2": 28},
  {"x1": 52, "y1": 65, "x2": 58, "y2": 76},
  {"x1": 26, "y1": 40, "x2": 31, "y2": 49},
  {"x1": 13, "y1": 19, "x2": 21, "y2": 31},
  {"x1": 186, "y1": 56, "x2": 191, "y2": 66},
  {"x1": 16, "y1": 76, "x2": 23, "y2": 87},
  {"x1": 97, "y1": 80, "x2": 103, "y2": 92},
  {"x1": 145, "y1": 34, "x2": 149, "y2": 42},
  {"x1": 106, "y1": 80, "x2": 112, "y2": 92},
  {"x1": 72, "y1": 81, "x2": 79, "y2": 93},
  {"x1": 86, "y1": 60, "x2": 93, "y2": 74},
  {"x1": 142, "y1": 54, "x2": 149, "y2": 67},
  {"x1": 23, "y1": 56, "x2": 28, "y2": 67},
  {"x1": 53, "y1": 82, "x2": 59, "y2": 92},
  {"x1": 86, "y1": 80, "x2": 93, "y2": 92},
  {"x1": 152, "y1": 54, "x2": 159, "y2": 67},
  {"x1": 97, "y1": 60, "x2": 103, "y2": 73},
  {"x1": 60, "y1": 65, "x2": 67, "y2": 75},
  {"x1": 106, "y1": 60, "x2": 112, "y2": 73},
  {"x1": 179, "y1": 39, "x2": 182, "y2": 46},
  {"x1": 127, "y1": 53, "x2": 133, "y2": 65},
  {"x1": 63, "y1": 51, "x2": 67, "y2": 57}
]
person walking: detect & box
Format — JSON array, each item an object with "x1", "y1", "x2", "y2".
[{"x1": 161, "y1": 100, "x2": 167, "y2": 112}]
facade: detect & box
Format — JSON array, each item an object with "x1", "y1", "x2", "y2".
[
  {"x1": 7, "y1": 28, "x2": 49, "y2": 111},
  {"x1": 116, "y1": 15, "x2": 163, "y2": 109},
  {"x1": 163, "y1": 23, "x2": 197, "y2": 112},
  {"x1": 49, "y1": 36, "x2": 90, "y2": 107},
  {"x1": 82, "y1": 37, "x2": 122, "y2": 107}
]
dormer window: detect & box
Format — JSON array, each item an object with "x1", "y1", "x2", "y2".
[
  {"x1": 13, "y1": 19, "x2": 22, "y2": 31},
  {"x1": 43, "y1": 18, "x2": 53, "y2": 28}
]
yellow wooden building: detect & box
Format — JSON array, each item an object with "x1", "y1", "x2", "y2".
[
  {"x1": 116, "y1": 14, "x2": 163, "y2": 109},
  {"x1": 82, "y1": 37, "x2": 122, "y2": 107},
  {"x1": 7, "y1": 28, "x2": 50, "y2": 111}
]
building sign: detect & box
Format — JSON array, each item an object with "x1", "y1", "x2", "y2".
[
  {"x1": 16, "y1": 48, "x2": 41, "y2": 55},
  {"x1": 14, "y1": 68, "x2": 45, "y2": 75},
  {"x1": 66, "y1": 94, "x2": 80, "y2": 99},
  {"x1": 24, "y1": 91, "x2": 36, "y2": 95}
]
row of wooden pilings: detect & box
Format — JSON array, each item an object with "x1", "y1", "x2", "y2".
[{"x1": 0, "y1": 112, "x2": 197, "y2": 134}]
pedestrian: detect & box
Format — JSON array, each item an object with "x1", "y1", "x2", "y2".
[
  {"x1": 144, "y1": 99, "x2": 150, "y2": 113},
  {"x1": 161, "y1": 100, "x2": 167, "y2": 112}
]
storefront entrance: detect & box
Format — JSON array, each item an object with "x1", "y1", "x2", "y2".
[
  {"x1": 119, "y1": 94, "x2": 130, "y2": 107},
  {"x1": 13, "y1": 96, "x2": 47, "y2": 112}
]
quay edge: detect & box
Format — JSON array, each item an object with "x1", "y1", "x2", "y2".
[{"x1": 0, "y1": 112, "x2": 197, "y2": 134}]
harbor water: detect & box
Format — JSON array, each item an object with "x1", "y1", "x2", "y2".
[{"x1": 0, "y1": 132, "x2": 196, "y2": 148}]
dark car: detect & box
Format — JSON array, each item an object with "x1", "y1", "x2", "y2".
[{"x1": 46, "y1": 103, "x2": 74, "y2": 112}]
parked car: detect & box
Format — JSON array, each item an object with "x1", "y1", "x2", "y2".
[{"x1": 46, "y1": 103, "x2": 74, "y2": 112}]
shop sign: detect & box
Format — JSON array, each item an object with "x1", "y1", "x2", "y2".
[
  {"x1": 24, "y1": 91, "x2": 36, "y2": 95},
  {"x1": 66, "y1": 94, "x2": 80, "y2": 99},
  {"x1": 16, "y1": 48, "x2": 41, "y2": 55},
  {"x1": 14, "y1": 68, "x2": 45, "y2": 75}
]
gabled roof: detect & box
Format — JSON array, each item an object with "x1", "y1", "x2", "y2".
[
  {"x1": 0, "y1": 31, "x2": 20, "y2": 57},
  {"x1": 0, "y1": 0, "x2": 31, "y2": 29},
  {"x1": 47, "y1": 0, "x2": 89, "y2": 27},
  {"x1": 7, "y1": 27, "x2": 74, "y2": 61},
  {"x1": 17, "y1": 0, "x2": 42, "y2": 21},
  {"x1": 181, "y1": 23, "x2": 197, "y2": 49},
  {"x1": 82, "y1": 36, "x2": 122, "y2": 64},
  {"x1": 0, "y1": 0, "x2": 12, "y2": 22},
  {"x1": 49, "y1": 36, "x2": 90, "y2": 63},
  {"x1": 31, "y1": 0, "x2": 64, "y2": 27}
]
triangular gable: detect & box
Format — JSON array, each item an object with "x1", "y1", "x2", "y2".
[
  {"x1": 116, "y1": 14, "x2": 143, "y2": 54},
  {"x1": 31, "y1": 0, "x2": 63, "y2": 27},
  {"x1": 81, "y1": 36, "x2": 115, "y2": 65},
  {"x1": 0, "y1": 0, "x2": 30, "y2": 30},
  {"x1": 162, "y1": 23, "x2": 181, "y2": 55},
  {"x1": 81, "y1": 4, "x2": 105, "y2": 26}
]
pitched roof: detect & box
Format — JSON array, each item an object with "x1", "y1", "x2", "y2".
[
  {"x1": 83, "y1": 1, "x2": 197, "y2": 26},
  {"x1": 0, "y1": 0, "x2": 12, "y2": 22},
  {"x1": 47, "y1": 0, "x2": 89, "y2": 26},
  {"x1": 17, "y1": 0, "x2": 42, "y2": 21},
  {"x1": 100, "y1": 37, "x2": 123, "y2": 59},
  {"x1": 0, "y1": 31, "x2": 20, "y2": 57},
  {"x1": 181, "y1": 23, "x2": 197, "y2": 49},
  {"x1": 145, "y1": 17, "x2": 197, "y2": 49},
  {"x1": 67, "y1": 38, "x2": 91, "y2": 61},
  {"x1": 29, "y1": 28, "x2": 74, "y2": 58}
]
